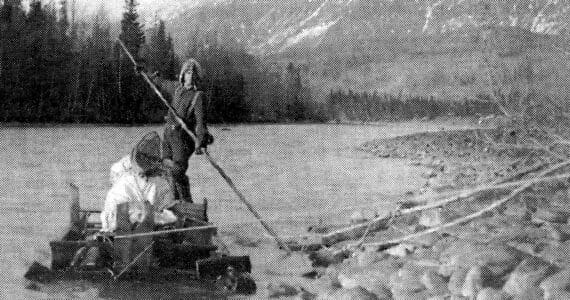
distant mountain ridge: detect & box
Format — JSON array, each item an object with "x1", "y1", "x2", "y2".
[{"x1": 164, "y1": 0, "x2": 570, "y2": 56}]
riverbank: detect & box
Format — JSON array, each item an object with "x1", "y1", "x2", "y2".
[
  {"x1": 268, "y1": 124, "x2": 570, "y2": 299},
  {"x1": 9, "y1": 121, "x2": 569, "y2": 299}
]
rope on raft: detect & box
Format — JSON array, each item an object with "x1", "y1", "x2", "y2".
[
  {"x1": 114, "y1": 225, "x2": 218, "y2": 239},
  {"x1": 113, "y1": 241, "x2": 156, "y2": 280}
]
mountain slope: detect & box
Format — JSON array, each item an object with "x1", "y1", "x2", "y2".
[{"x1": 165, "y1": 0, "x2": 570, "y2": 56}]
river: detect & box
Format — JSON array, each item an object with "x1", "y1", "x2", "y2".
[{"x1": 0, "y1": 122, "x2": 471, "y2": 299}]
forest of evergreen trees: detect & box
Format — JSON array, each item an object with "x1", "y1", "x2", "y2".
[
  {"x1": 0, "y1": 0, "x2": 168, "y2": 123},
  {"x1": 0, "y1": 0, "x2": 323, "y2": 124}
]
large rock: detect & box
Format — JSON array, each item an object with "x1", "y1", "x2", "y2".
[
  {"x1": 448, "y1": 267, "x2": 469, "y2": 296},
  {"x1": 370, "y1": 285, "x2": 392, "y2": 300},
  {"x1": 539, "y1": 240, "x2": 570, "y2": 268},
  {"x1": 476, "y1": 288, "x2": 510, "y2": 300},
  {"x1": 512, "y1": 287, "x2": 543, "y2": 300},
  {"x1": 421, "y1": 269, "x2": 448, "y2": 294},
  {"x1": 337, "y1": 257, "x2": 402, "y2": 289},
  {"x1": 309, "y1": 248, "x2": 350, "y2": 267},
  {"x1": 350, "y1": 211, "x2": 368, "y2": 224},
  {"x1": 419, "y1": 209, "x2": 444, "y2": 227},
  {"x1": 542, "y1": 290, "x2": 570, "y2": 300},
  {"x1": 507, "y1": 242, "x2": 540, "y2": 256},
  {"x1": 318, "y1": 286, "x2": 380, "y2": 300},
  {"x1": 543, "y1": 223, "x2": 570, "y2": 242},
  {"x1": 426, "y1": 296, "x2": 448, "y2": 300},
  {"x1": 539, "y1": 268, "x2": 570, "y2": 299},
  {"x1": 461, "y1": 266, "x2": 491, "y2": 298},
  {"x1": 297, "y1": 287, "x2": 318, "y2": 300},
  {"x1": 431, "y1": 236, "x2": 459, "y2": 259},
  {"x1": 267, "y1": 283, "x2": 299, "y2": 298},
  {"x1": 391, "y1": 289, "x2": 430, "y2": 300},
  {"x1": 410, "y1": 232, "x2": 442, "y2": 248},
  {"x1": 493, "y1": 225, "x2": 548, "y2": 244},
  {"x1": 503, "y1": 257, "x2": 555, "y2": 297},
  {"x1": 385, "y1": 244, "x2": 416, "y2": 258},
  {"x1": 502, "y1": 202, "x2": 531, "y2": 220},
  {"x1": 389, "y1": 263, "x2": 427, "y2": 296},
  {"x1": 533, "y1": 208, "x2": 570, "y2": 224},
  {"x1": 353, "y1": 248, "x2": 386, "y2": 267},
  {"x1": 439, "y1": 241, "x2": 523, "y2": 277}
]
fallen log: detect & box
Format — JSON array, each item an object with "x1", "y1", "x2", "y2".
[
  {"x1": 286, "y1": 243, "x2": 323, "y2": 252},
  {"x1": 410, "y1": 160, "x2": 570, "y2": 208},
  {"x1": 361, "y1": 166, "x2": 570, "y2": 250},
  {"x1": 321, "y1": 211, "x2": 393, "y2": 246},
  {"x1": 321, "y1": 160, "x2": 570, "y2": 246},
  {"x1": 492, "y1": 161, "x2": 548, "y2": 185}
]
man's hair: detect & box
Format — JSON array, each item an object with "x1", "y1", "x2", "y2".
[{"x1": 179, "y1": 58, "x2": 203, "y2": 86}]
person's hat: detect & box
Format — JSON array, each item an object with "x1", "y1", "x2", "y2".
[
  {"x1": 178, "y1": 58, "x2": 203, "y2": 85},
  {"x1": 131, "y1": 131, "x2": 163, "y2": 175}
]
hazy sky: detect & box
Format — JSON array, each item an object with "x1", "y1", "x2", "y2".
[
  {"x1": 21, "y1": 0, "x2": 211, "y2": 22},
  {"x1": 71, "y1": 0, "x2": 194, "y2": 21}
]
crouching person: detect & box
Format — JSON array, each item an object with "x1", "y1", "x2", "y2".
[
  {"x1": 102, "y1": 132, "x2": 181, "y2": 273},
  {"x1": 101, "y1": 131, "x2": 178, "y2": 233}
]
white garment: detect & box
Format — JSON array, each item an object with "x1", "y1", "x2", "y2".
[
  {"x1": 100, "y1": 169, "x2": 175, "y2": 232},
  {"x1": 109, "y1": 155, "x2": 133, "y2": 184}
]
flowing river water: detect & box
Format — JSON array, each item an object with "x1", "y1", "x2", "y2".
[{"x1": 0, "y1": 122, "x2": 473, "y2": 299}]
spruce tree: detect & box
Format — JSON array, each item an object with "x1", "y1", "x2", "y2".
[
  {"x1": 145, "y1": 20, "x2": 177, "y2": 79},
  {"x1": 117, "y1": 0, "x2": 145, "y2": 123},
  {"x1": 58, "y1": 0, "x2": 68, "y2": 35},
  {"x1": 0, "y1": 1, "x2": 25, "y2": 120},
  {"x1": 140, "y1": 19, "x2": 178, "y2": 122},
  {"x1": 119, "y1": 0, "x2": 144, "y2": 59}
]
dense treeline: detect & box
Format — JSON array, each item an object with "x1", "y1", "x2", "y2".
[
  {"x1": 0, "y1": 0, "x2": 175, "y2": 123},
  {"x1": 0, "y1": 0, "x2": 325, "y2": 124},
  {"x1": 326, "y1": 90, "x2": 501, "y2": 122}
]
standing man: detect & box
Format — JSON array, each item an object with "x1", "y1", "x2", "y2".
[{"x1": 138, "y1": 58, "x2": 213, "y2": 203}]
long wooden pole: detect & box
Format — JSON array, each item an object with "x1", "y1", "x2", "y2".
[
  {"x1": 117, "y1": 40, "x2": 291, "y2": 254},
  {"x1": 117, "y1": 40, "x2": 199, "y2": 143},
  {"x1": 203, "y1": 148, "x2": 291, "y2": 253}
]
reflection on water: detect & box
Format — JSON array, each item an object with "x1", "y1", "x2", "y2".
[{"x1": 0, "y1": 122, "x2": 462, "y2": 299}]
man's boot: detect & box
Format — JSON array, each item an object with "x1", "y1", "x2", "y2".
[{"x1": 175, "y1": 174, "x2": 193, "y2": 203}]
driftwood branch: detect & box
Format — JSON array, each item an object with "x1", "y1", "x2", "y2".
[
  {"x1": 360, "y1": 165, "x2": 570, "y2": 249},
  {"x1": 492, "y1": 161, "x2": 547, "y2": 185},
  {"x1": 408, "y1": 159, "x2": 570, "y2": 210},
  {"x1": 322, "y1": 160, "x2": 570, "y2": 246},
  {"x1": 321, "y1": 212, "x2": 393, "y2": 246}
]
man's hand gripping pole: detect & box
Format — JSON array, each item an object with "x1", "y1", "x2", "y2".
[{"x1": 117, "y1": 40, "x2": 200, "y2": 147}]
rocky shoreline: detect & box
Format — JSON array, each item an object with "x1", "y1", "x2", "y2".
[{"x1": 268, "y1": 128, "x2": 570, "y2": 300}]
